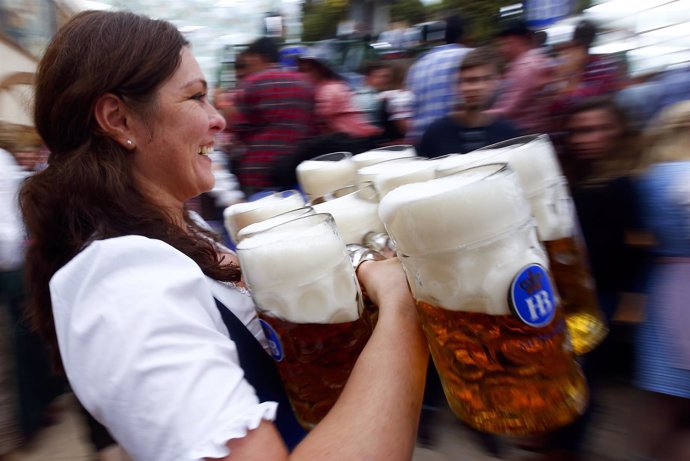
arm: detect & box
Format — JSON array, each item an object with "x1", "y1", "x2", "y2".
[{"x1": 220, "y1": 258, "x2": 429, "y2": 461}]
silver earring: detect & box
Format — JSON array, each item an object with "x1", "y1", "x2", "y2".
[{"x1": 127, "y1": 139, "x2": 133, "y2": 147}]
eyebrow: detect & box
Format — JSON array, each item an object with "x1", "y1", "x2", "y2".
[{"x1": 180, "y1": 78, "x2": 208, "y2": 91}]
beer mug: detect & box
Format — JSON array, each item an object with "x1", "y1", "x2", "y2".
[
  {"x1": 312, "y1": 183, "x2": 385, "y2": 246},
  {"x1": 223, "y1": 190, "x2": 306, "y2": 244},
  {"x1": 296, "y1": 151, "x2": 356, "y2": 200},
  {"x1": 437, "y1": 135, "x2": 608, "y2": 355},
  {"x1": 351, "y1": 144, "x2": 417, "y2": 170},
  {"x1": 236, "y1": 213, "x2": 371, "y2": 429},
  {"x1": 379, "y1": 163, "x2": 588, "y2": 436},
  {"x1": 236, "y1": 206, "x2": 315, "y2": 242}
]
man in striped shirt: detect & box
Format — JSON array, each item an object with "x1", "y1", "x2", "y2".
[
  {"x1": 405, "y1": 15, "x2": 471, "y2": 144},
  {"x1": 232, "y1": 38, "x2": 315, "y2": 195}
]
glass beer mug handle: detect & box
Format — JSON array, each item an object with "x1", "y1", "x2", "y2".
[
  {"x1": 363, "y1": 231, "x2": 397, "y2": 258},
  {"x1": 347, "y1": 244, "x2": 385, "y2": 329}
]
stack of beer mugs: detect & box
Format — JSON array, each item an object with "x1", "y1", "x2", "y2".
[
  {"x1": 236, "y1": 213, "x2": 372, "y2": 429},
  {"x1": 436, "y1": 135, "x2": 608, "y2": 355},
  {"x1": 224, "y1": 190, "x2": 306, "y2": 245},
  {"x1": 379, "y1": 163, "x2": 588, "y2": 435}
]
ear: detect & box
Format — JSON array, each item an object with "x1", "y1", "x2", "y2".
[{"x1": 93, "y1": 93, "x2": 137, "y2": 150}]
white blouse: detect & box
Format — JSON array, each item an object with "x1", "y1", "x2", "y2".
[{"x1": 50, "y1": 235, "x2": 277, "y2": 461}]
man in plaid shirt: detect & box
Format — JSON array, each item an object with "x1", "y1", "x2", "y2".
[
  {"x1": 232, "y1": 38, "x2": 315, "y2": 195},
  {"x1": 405, "y1": 15, "x2": 471, "y2": 144}
]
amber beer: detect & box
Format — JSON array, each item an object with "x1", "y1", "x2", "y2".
[
  {"x1": 543, "y1": 235, "x2": 607, "y2": 356},
  {"x1": 437, "y1": 135, "x2": 608, "y2": 355},
  {"x1": 379, "y1": 164, "x2": 588, "y2": 436},
  {"x1": 236, "y1": 213, "x2": 370, "y2": 429}
]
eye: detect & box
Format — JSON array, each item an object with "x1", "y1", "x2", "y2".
[{"x1": 191, "y1": 92, "x2": 208, "y2": 102}]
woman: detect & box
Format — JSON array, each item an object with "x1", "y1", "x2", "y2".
[
  {"x1": 630, "y1": 100, "x2": 690, "y2": 461},
  {"x1": 538, "y1": 98, "x2": 645, "y2": 461},
  {"x1": 20, "y1": 11, "x2": 427, "y2": 461},
  {"x1": 296, "y1": 53, "x2": 381, "y2": 145}
]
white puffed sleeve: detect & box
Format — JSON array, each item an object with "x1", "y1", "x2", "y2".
[{"x1": 50, "y1": 236, "x2": 277, "y2": 461}]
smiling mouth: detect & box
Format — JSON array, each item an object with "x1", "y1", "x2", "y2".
[{"x1": 198, "y1": 146, "x2": 213, "y2": 156}]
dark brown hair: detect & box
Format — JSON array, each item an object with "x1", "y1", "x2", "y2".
[
  {"x1": 20, "y1": 10, "x2": 240, "y2": 369},
  {"x1": 459, "y1": 47, "x2": 498, "y2": 73}
]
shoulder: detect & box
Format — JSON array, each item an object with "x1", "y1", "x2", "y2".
[
  {"x1": 50, "y1": 235, "x2": 276, "y2": 461},
  {"x1": 51, "y1": 235, "x2": 204, "y2": 297}
]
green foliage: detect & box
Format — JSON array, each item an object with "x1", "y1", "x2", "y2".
[
  {"x1": 390, "y1": 0, "x2": 427, "y2": 25},
  {"x1": 302, "y1": 0, "x2": 349, "y2": 41},
  {"x1": 302, "y1": 0, "x2": 592, "y2": 44}
]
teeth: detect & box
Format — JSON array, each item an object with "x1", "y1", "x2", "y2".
[{"x1": 199, "y1": 146, "x2": 212, "y2": 155}]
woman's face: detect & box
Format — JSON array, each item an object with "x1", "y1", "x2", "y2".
[
  {"x1": 566, "y1": 108, "x2": 623, "y2": 160},
  {"x1": 129, "y1": 47, "x2": 226, "y2": 210}
]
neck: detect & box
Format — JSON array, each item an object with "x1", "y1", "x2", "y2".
[{"x1": 454, "y1": 107, "x2": 484, "y2": 127}]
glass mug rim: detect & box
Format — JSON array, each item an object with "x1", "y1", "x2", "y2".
[
  {"x1": 235, "y1": 206, "x2": 315, "y2": 242},
  {"x1": 308, "y1": 151, "x2": 353, "y2": 162},
  {"x1": 224, "y1": 189, "x2": 304, "y2": 220},
  {"x1": 309, "y1": 182, "x2": 379, "y2": 206},
  {"x1": 237, "y1": 212, "x2": 338, "y2": 250}
]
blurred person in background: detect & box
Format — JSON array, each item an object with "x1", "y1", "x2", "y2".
[
  {"x1": 297, "y1": 53, "x2": 381, "y2": 145},
  {"x1": 19, "y1": 10, "x2": 428, "y2": 461},
  {"x1": 375, "y1": 61, "x2": 414, "y2": 144},
  {"x1": 405, "y1": 14, "x2": 471, "y2": 144},
  {"x1": 629, "y1": 100, "x2": 690, "y2": 461},
  {"x1": 0, "y1": 146, "x2": 24, "y2": 460},
  {"x1": 549, "y1": 20, "x2": 624, "y2": 140},
  {"x1": 417, "y1": 47, "x2": 519, "y2": 157},
  {"x1": 0, "y1": 126, "x2": 64, "y2": 449},
  {"x1": 352, "y1": 61, "x2": 393, "y2": 124},
  {"x1": 231, "y1": 37, "x2": 315, "y2": 197},
  {"x1": 538, "y1": 97, "x2": 645, "y2": 461},
  {"x1": 269, "y1": 51, "x2": 384, "y2": 190},
  {"x1": 487, "y1": 20, "x2": 553, "y2": 135}
]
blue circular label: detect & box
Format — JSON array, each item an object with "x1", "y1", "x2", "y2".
[
  {"x1": 509, "y1": 264, "x2": 556, "y2": 328},
  {"x1": 259, "y1": 319, "x2": 284, "y2": 362}
]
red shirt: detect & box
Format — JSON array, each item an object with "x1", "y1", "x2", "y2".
[{"x1": 233, "y1": 67, "x2": 315, "y2": 190}]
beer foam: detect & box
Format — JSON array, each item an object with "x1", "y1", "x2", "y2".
[
  {"x1": 475, "y1": 135, "x2": 563, "y2": 196},
  {"x1": 236, "y1": 206, "x2": 315, "y2": 242},
  {"x1": 352, "y1": 145, "x2": 417, "y2": 169},
  {"x1": 528, "y1": 179, "x2": 575, "y2": 241},
  {"x1": 378, "y1": 165, "x2": 532, "y2": 255},
  {"x1": 313, "y1": 192, "x2": 385, "y2": 244},
  {"x1": 237, "y1": 218, "x2": 360, "y2": 323},
  {"x1": 402, "y1": 224, "x2": 549, "y2": 314},
  {"x1": 357, "y1": 157, "x2": 417, "y2": 187},
  {"x1": 373, "y1": 160, "x2": 438, "y2": 198},
  {"x1": 224, "y1": 192, "x2": 306, "y2": 244},
  {"x1": 437, "y1": 136, "x2": 574, "y2": 242},
  {"x1": 296, "y1": 157, "x2": 356, "y2": 199}
]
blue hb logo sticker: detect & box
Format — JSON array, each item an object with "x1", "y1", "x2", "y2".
[
  {"x1": 259, "y1": 319, "x2": 284, "y2": 362},
  {"x1": 509, "y1": 264, "x2": 556, "y2": 328}
]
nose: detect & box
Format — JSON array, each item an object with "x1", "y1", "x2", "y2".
[{"x1": 208, "y1": 105, "x2": 226, "y2": 133}]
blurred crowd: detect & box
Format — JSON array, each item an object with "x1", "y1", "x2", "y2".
[{"x1": 2, "y1": 11, "x2": 690, "y2": 461}]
